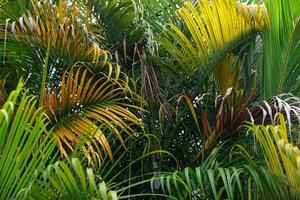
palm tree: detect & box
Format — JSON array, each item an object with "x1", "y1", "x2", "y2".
[{"x1": 0, "y1": 0, "x2": 143, "y2": 165}]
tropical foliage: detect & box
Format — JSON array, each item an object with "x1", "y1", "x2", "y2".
[
  {"x1": 0, "y1": 82, "x2": 56, "y2": 199},
  {"x1": 0, "y1": 0, "x2": 300, "y2": 199}
]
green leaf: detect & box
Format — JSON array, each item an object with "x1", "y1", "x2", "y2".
[{"x1": 0, "y1": 81, "x2": 56, "y2": 199}]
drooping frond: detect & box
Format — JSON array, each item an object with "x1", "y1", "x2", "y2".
[
  {"x1": 177, "y1": 90, "x2": 300, "y2": 165},
  {"x1": 177, "y1": 87, "x2": 259, "y2": 160},
  {"x1": 140, "y1": 53, "x2": 163, "y2": 110},
  {"x1": 152, "y1": 146, "x2": 285, "y2": 200},
  {"x1": 43, "y1": 66, "x2": 142, "y2": 165},
  {"x1": 7, "y1": 1, "x2": 109, "y2": 66},
  {"x1": 246, "y1": 114, "x2": 300, "y2": 199},
  {"x1": 28, "y1": 158, "x2": 118, "y2": 200},
  {"x1": 0, "y1": 82, "x2": 56, "y2": 199},
  {"x1": 159, "y1": 0, "x2": 269, "y2": 73},
  {"x1": 250, "y1": 93, "x2": 300, "y2": 135}
]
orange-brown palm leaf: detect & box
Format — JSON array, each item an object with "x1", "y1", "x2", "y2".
[
  {"x1": 7, "y1": 1, "x2": 110, "y2": 67},
  {"x1": 44, "y1": 67, "x2": 142, "y2": 165}
]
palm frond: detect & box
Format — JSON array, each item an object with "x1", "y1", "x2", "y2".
[
  {"x1": 1, "y1": 0, "x2": 117, "y2": 89},
  {"x1": 0, "y1": 81, "x2": 56, "y2": 199},
  {"x1": 0, "y1": 0, "x2": 32, "y2": 21},
  {"x1": 28, "y1": 158, "x2": 118, "y2": 200},
  {"x1": 159, "y1": 0, "x2": 269, "y2": 74},
  {"x1": 29, "y1": 134, "x2": 173, "y2": 200},
  {"x1": 262, "y1": 0, "x2": 300, "y2": 97},
  {"x1": 246, "y1": 113, "x2": 300, "y2": 199},
  {"x1": 250, "y1": 93, "x2": 300, "y2": 136},
  {"x1": 214, "y1": 53, "x2": 242, "y2": 95},
  {"x1": 152, "y1": 146, "x2": 285, "y2": 200},
  {"x1": 141, "y1": 0, "x2": 184, "y2": 33},
  {"x1": 280, "y1": 20, "x2": 300, "y2": 96},
  {"x1": 86, "y1": 0, "x2": 144, "y2": 49},
  {"x1": 44, "y1": 66, "x2": 142, "y2": 165},
  {"x1": 7, "y1": 1, "x2": 109, "y2": 65},
  {"x1": 177, "y1": 87, "x2": 259, "y2": 162},
  {"x1": 176, "y1": 91, "x2": 300, "y2": 166}
]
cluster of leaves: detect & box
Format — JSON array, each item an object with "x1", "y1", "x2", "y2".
[{"x1": 0, "y1": 0, "x2": 300, "y2": 199}]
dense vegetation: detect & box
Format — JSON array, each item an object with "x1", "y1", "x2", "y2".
[{"x1": 0, "y1": 0, "x2": 300, "y2": 199}]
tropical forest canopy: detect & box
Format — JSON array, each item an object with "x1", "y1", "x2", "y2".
[{"x1": 0, "y1": 0, "x2": 300, "y2": 199}]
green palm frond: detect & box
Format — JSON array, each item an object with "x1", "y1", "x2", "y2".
[
  {"x1": 159, "y1": 0, "x2": 269, "y2": 74},
  {"x1": 29, "y1": 134, "x2": 171, "y2": 200},
  {"x1": 262, "y1": 0, "x2": 300, "y2": 97},
  {"x1": 44, "y1": 66, "x2": 142, "y2": 165},
  {"x1": 85, "y1": 0, "x2": 144, "y2": 49},
  {"x1": 281, "y1": 21, "x2": 300, "y2": 95},
  {"x1": 0, "y1": 0, "x2": 32, "y2": 21},
  {"x1": 152, "y1": 146, "x2": 285, "y2": 200},
  {"x1": 0, "y1": 81, "x2": 56, "y2": 199},
  {"x1": 28, "y1": 158, "x2": 118, "y2": 200},
  {"x1": 141, "y1": 0, "x2": 184, "y2": 33}
]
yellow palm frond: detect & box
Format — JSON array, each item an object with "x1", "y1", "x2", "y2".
[
  {"x1": 246, "y1": 113, "x2": 300, "y2": 198},
  {"x1": 236, "y1": 2, "x2": 270, "y2": 28},
  {"x1": 44, "y1": 66, "x2": 142, "y2": 166},
  {"x1": 160, "y1": 0, "x2": 269, "y2": 72},
  {"x1": 214, "y1": 53, "x2": 242, "y2": 95}
]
